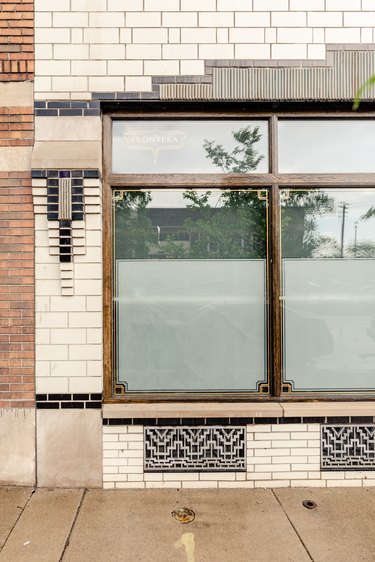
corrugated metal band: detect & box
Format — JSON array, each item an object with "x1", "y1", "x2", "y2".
[
  {"x1": 160, "y1": 51, "x2": 375, "y2": 101},
  {"x1": 213, "y1": 51, "x2": 375, "y2": 100},
  {"x1": 58, "y1": 177, "x2": 72, "y2": 221},
  {"x1": 160, "y1": 83, "x2": 213, "y2": 100}
]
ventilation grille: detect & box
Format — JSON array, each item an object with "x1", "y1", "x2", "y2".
[
  {"x1": 144, "y1": 426, "x2": 246, "y2": 472},
  {"x1": 321, "y1": 425, "x2": 375, "y2": 470}
]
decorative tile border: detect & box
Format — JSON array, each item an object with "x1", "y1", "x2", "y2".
[
  {"x1": 36, "y1": 393, "x2": 102, "y2": 409},
  {"x1": 321, "y1": 425, "x2": 375, "y2": 470},
  {"x1": 144, "y1": 426, "x2": 246, "y2": 472},
  {"x1": 103, "y1": 416, "x2": 375, "y2": 426},
  {"x1": 32, "y1": 169, "x2": 100, "y2": 180}
]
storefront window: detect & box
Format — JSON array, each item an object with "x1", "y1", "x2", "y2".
[
  {"x1": 282, "y1": 188, "x2": 375, "y2": 391},
  {"x1": 114, "y1": 189, "x2": 268, "y2": 393},
  {"x1": 105, "y1": 112, "x2": 375, "y2": 400}
]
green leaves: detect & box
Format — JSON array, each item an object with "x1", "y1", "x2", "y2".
[
  {"x1": 203, "y1": 126, "x2": 264, "y2": 173},
  {"x1": 353, "y1": 75, "x2": 375, "y2": 110},
  {"x1": 361, "y1": 205, "x2": 375, "y2": 220}
]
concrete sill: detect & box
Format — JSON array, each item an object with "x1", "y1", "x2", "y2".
[{"x1": 102, "y1": 401, "x2": 375, "y2": 420}]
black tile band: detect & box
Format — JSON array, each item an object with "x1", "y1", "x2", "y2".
[
  {"x1": 35, "y1": 100, "x2": 100, "y2": 116},
  {"x1": 103, "y1": 415, "x2": 375, "y2": 426},
  {"x1": 36, "y1": 393, "x2": 102, "y2": 410},
  {"x1": 32, "y1": 169, "x2": 100, "y2": 179}
]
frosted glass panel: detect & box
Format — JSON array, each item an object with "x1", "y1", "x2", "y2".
[
  {"x1": 283, "y1": 259, "x2": 375, "y2": 391},
  {"x1": 116, "y1": 260, "x2": 266, "y2": 392},
  {"x1": 279, "y1": 120, "x2": 375, "y2": 173},
  {"x1": 112, "y1": 120, "x2": 268, "y2": 173}
]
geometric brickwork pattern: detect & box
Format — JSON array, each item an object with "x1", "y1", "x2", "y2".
[
  {"x1": 32, "y1": 169, "x2": 101, "y2": 295},
  {"x1": 35, "y1": 49, "x2": 375, "y2": 106},
  {"x1": 144, "y1": 426, "x2": 246, "y2": 472},
  {"x1": 321, "y1": 425, "x2": 375, "y2": 470}
]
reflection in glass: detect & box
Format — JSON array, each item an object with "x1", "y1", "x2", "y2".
[
  {"x1": 114, "y1": 189, "x2": 268, "y2": 393},
  {"x1": 279, "y1": 120, "x2": 375, "y2": 173},
  {"x1": 112, "y1": 120, "x2": 268, "y2": 174},
  {"x1": 282, "y1": 189, "x2": 375, "y2": 391}
]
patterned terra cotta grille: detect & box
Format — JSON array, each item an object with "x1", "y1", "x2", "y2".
[
  {"x1": 144, "y1": 426, "x2": 246, "y2": 472},
  {"x1": 321, "y1": 425, "x2": 375, "y2": 470}
]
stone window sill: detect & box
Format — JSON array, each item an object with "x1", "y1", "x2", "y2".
[{"x1": 103, "y1": 401, "x2": 375, "y2": 420}]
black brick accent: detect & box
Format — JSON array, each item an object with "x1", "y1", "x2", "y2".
[
  {"x1": 59, "y1": 109, "x2": 86, "y2": 117},
  {"x1": 279, "y1": 417, "x2": 302, "y2": 424},
  {"x1": 47, "y1": 101, "x2": 71, "y2": 109},
  {"x1": 83, "y1": 170, "x2": 100, "y2": 178},
  {"x1": 37, "y1": 402, "x2": 59, "y2": 409},
  {"x1": 254, "y1": 417, "x2": 278, "y2": 424},
  {"x1": 35, "y1": 109, "x2": 58, "y2": 116},
  {"x1": 36, "y1": 393, "x2": 102, "y2": 410},
  {"x1": 34, "y1": 100, "x2": 102, "y2": 116},
  {"x1": 303, "y1": 417, "x2": 326, "y2": 424}
]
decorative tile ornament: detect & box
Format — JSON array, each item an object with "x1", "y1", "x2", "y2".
[
  {"x1": 144, "y1": 426, "x2": 246, "y2": 472},
  {"x1": 321, "y1": 425, "x2": 375, "y2": 470},
  {"x1": 32, "y1": 169, "x2": 100, "y2": 295}
]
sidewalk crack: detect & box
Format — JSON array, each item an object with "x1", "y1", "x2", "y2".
[
  {"x1": 59, "y1": 488, "x2": 86, "y2": 562},
  {"x1": 0, "y1": 487, "x2": 36, "y2": 553},
  {"x1": 272, "y1": 489, "x2": 314, "y2": 562}
]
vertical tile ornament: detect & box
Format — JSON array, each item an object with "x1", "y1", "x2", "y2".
[{"x1": 32, "y1": 169, "x2": 100, "y2": 296}]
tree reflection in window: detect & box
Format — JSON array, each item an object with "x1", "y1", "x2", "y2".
[
  {"x1": 282, "y1": 190, "x2": 375, "y2": 259},
  {"x1": 115, "y1": 126, "x2": 267, "y2": 261},
  {"x1": 115, "y1": 189, "x2": 267, "y2": 261}
]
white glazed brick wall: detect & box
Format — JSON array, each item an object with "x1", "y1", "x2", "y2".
[
  {"x1": 103, "y1": 424, "x2": 375, "y2": 489},
  {"x1": 33, "y1": 177, "x2": 103, "y2": 394},
  {"x1": 34, "y1": 0, "x2": 374, "y2": 99}
]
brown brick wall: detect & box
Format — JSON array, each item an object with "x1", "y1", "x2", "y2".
[
  {"x1": 0, "y1": 107, "x2": 33, "y2": 147},
  {"x1": 0, "y1": 172, "x2": 35, "y2": 408},
  {"x1": 0, "y1": 0, "x2": 35, "y2": 406},
  {"x1": 0, "y1": 0, "x2": 34, "y2": 81}
]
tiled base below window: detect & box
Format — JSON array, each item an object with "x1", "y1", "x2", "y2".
[{"x1": 103, "y1": 424, "x2": 375, "y2": 489}]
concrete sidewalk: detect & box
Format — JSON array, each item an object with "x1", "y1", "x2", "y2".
[{"x1": 1, "y1": 487, "x2": 375, "y2": 562}]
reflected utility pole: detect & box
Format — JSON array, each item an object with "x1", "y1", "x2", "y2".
[
  {"x1": 339, "y1": 203, "x2": 348, "y2": 258},
  {"x1": 354, "y1": 221, "x2": 358, "y2": 258}
]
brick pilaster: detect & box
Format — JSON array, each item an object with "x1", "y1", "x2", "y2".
[
  {"x1": 0, "y1": 0, "x2": 34, "y2": 81},
  {"x1": 0, "y1": 172, "x2": 35, "y2": 407}
]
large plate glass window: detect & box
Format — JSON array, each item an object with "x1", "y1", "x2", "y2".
[
  {"x1": 281, "y1": 188, "x2": 375, "y2": 392},
  {"x1": 107, "y1": 113, "x2": 375, "y2": 401},
  {"x1": 113, "y1": 188, "x2": 269, "y2": 394}
]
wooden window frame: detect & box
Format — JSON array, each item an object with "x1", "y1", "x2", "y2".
[{"x1": 103, "y1": 106, "x2": 375, "y2": 403}]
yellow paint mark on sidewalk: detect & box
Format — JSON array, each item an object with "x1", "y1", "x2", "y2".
[{"x1": 174, "y1": 532, "x2": 195, "y2": 562}]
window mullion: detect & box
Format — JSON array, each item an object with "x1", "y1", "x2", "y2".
[{"x1": 270, "y1": 183, "x2": 282, "y2": 398}]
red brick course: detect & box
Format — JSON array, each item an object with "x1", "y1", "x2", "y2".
[
  {"x1": 0, "y1": 107, "x2": 33, "y2": 146},
  {"x1": 0, "y1": 0, "x2": 34, "y2": 81},
  {"x1": 0, "y1": 172, "x2": 35, "y2": 407}
]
